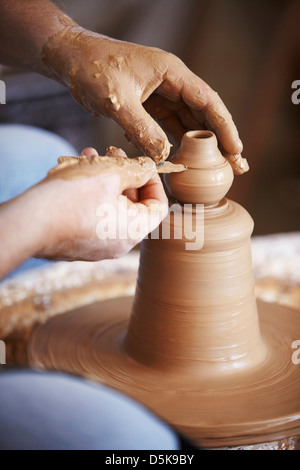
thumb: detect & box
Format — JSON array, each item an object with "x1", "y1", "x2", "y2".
[
  {"x1": 113, "y1": 98, "x2": 171, "y2": 162},
  {"x1": 117, "y1": 157, "x2": 156, "y2": 192}
]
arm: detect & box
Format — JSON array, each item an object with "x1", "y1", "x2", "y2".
[
  {"x1": 0, "y1": 0, "x2": 75, "y2": 77},
  {"x1": 0, "y1": 147, "x2": 168, "y2": 279},
  {"x1": 0, "y1": 186, "x2": 51, "y2": 278},
  {"x1": 0, "y1": 0, "x2": 247, "y2": 173}
]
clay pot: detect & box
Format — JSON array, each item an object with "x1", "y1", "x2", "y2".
[
  {"x1": 126, "y1": 130, "x2": 267, "y2": 376},
  {"x1": 164, "y1": 130, "x2": 233, "y2": 205}
]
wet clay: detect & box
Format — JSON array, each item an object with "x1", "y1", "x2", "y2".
[
  {"x1": 28, "y1": 131, "x2": 300, "y2": 447},
  {"x1": 45, "y1": 149, "x2": 186, "y2": 192},
  {"x1": 41, "y1": 25, "x2": 247, "y2": 170},
  {"x1": 42, "y1": 26, "x2": 173, "y2": 162}
]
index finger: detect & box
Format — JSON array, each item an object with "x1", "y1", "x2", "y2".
[{"x1": 159, "y1": 59, "x2": 244, "y2": 157}]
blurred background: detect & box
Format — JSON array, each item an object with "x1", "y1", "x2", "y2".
[{"x1": 0, "y1": 0, "x2": 299, "y2": 235}]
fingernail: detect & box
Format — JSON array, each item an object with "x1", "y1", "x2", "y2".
[{"x1": 155, "y1": 139, "x2": 171, "y2": 162}]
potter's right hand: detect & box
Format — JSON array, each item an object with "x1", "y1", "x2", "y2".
[
  {"x1": 0, "y1": 1, "x2": 247, "y2": 174},
  {"x1": 43, "y1": 28, "x2": 248, "y2": 174}
]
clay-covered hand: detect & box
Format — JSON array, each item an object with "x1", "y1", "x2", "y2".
[
  {"x1": 43, "y1": 27, "x2": 247, "y2": 174},
  {"x1": 34, "y1": 147, "x2": 168, "y2": 261}
]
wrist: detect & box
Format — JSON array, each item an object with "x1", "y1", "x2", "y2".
[
  {"x1": 42, "y1": 26, "x2": 113, "y2": 88},
  {"x1": 16, "y1": 186, "x2": 54, "y2": 257},
  {"x1": 0, "y1": 186, "x2": 53, "y2": 278},
  {"x1": 41, "y1": 25, "x2": 92, "y2": 86},
  {"x1": 39, "y1": 21, "x2": 82, "y2": 84},
  {"x1": 29, "y1": 181, "x2": 70, "y2": 256}
]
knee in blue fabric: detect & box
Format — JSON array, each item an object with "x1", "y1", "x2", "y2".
[{"x1": 0, "y1": 369, "x2": 180, "y2": 450}]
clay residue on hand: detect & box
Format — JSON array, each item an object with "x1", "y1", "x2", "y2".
[
  {"x1": 46, "y1": 154, "x2": 154, "y2": 191},
  {"x1": 42, "y1": 26, "x2": 173, "y2": 162},
  {"x1": 46, "y1": 149, "x2": 186, "y2": 190},
  {"x1": 224, "y1": 152, "x2": 249, "y2": 175}
]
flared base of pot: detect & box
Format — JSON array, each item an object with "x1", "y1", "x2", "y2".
[{"x1": 28, "y1": 297, "x2": 300, "y2": 448}]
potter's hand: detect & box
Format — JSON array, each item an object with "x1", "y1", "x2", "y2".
[
  {"x1": 35, "y1": 147, "x2": 168, "y2": 262},
  {"x1": 0, "y1": 1, "x2": 247, "y2": 173},
  {"x1": 0, "y1": 147, "x2": 168, "y2": 278},
  {"x1": 43, "y1": 28, "x2": 247, "y2": 174},
  {"x1": 0, "y1": 1, "x2": 246, "y2": 173}
]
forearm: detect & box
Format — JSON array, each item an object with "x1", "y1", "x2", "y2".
[
  {"x1": 0, "y1": 0, "x2": 77, "y2": 79},
  {"x1": 0, "y1": 187, "x2": 50, "y2": 279}
]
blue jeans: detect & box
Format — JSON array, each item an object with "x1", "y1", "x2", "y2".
[
  {"x1": 0, "y1": 124, "x2": 77, "y2": 279},
  {"x1": 0, "y1": 369, "x2": 180, "y2": 450}
]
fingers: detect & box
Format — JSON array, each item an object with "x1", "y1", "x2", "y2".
[
  {"x1": 79, "y1": 146, "x2": 159, "y2": 197},
  {"x1": 81, "y1": 147, "x2": 98, "y2": 157},
  {"x1": 80, "y1": 146, "x2": 128, "y2": 158},
  {"x1": 112, "y1": 98, "x2": 171, "y2": 162},
  {"x1": 147, "y1": 65, "x2": 246, "y2": 174},
  {"x1": 104, "y1": 146, "x2": 167, "y2": 205},
  {"x1": 104, "y1": 148, "x2": 167, "y2": 204},
  {"x1": 222, "y1": 151, "x2": 249, "y2": 175},
  {"x1": 202, "y1": 89, "x2": 243, "y2": 155},
  {"x1": 143, "y1": 94, "x2": 186, "y2": 146},
  {"x1": 105, "y1": 146, "x2": 139, "y2": 202},
  {"x1": 79, "y1": 143, "x2": 167, "y2": 206},
  {"x1": 160, "y1": 59, "x2": 243, "y2": 158},
  {"x1": 105, "y1": 146, "x2": 127, "y2": 158},
  {"x1": 139, "y1": 172, "x2": 168, "y2": 206},
  {"x1": 125, "y1": 174, "x2": 168, "y2": 243},
  {"x1": 119, "y1": 159, "x2": 155, "y2": 192},
  {"x1": 57, "y1": 156, "x2": 78, "y2": 164},
  {"x1": 180, "y1": 77, "x2": 242, "y2": 155}
]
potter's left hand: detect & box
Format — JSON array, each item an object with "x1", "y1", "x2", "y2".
[
  {"x1": 0, "y1": 146, "x2": 168, "y2": 279},
  {"x1": 43, "y1": 28, "x2": 247, "y2": 174}
]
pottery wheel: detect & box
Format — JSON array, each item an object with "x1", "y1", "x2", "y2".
[
  {"x1": 2, "y1": 129, "x2": 300, "y2": 450},
  {"x1": 28, "y1": 295, "x2": 300, "y2": 448}
]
